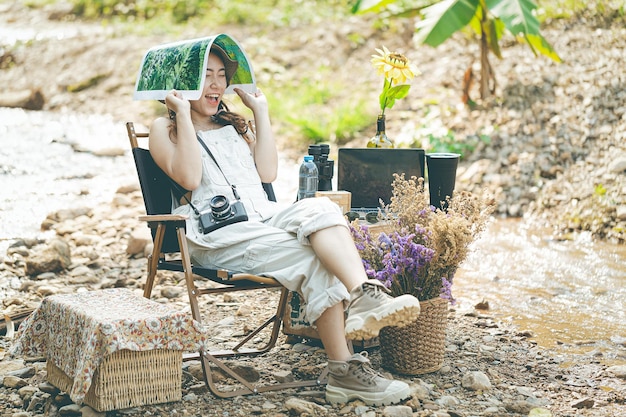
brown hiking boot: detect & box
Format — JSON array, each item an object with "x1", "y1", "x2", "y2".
[
  {"x1": 326, "y1": 352, "x2": 410, "y2": 406},
  {"x1": 345, "y1": 280, "x2": 420, "y2": 340}
]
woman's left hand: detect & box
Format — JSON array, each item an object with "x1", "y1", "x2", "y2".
[{"x1": 234, "y1": 87, "x2": 268, "y2": 114}]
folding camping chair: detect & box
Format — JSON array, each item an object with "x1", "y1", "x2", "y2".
[{"x1": 126, "y1": 122, "x2": 326, "y2": 398}]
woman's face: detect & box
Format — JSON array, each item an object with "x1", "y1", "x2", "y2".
[{"x1": 190, "y1": 52, "x2": 227, "y2": 117}]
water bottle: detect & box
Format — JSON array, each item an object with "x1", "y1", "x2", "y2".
[{"x1": 297, "y1": 155, "x2": 319, "y2": 200}]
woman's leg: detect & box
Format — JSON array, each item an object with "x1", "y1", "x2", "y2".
[
  {"x1": 307, "y1": 225, "x2": 367, "y2": 292},
  {"x1": 314, "y1": 302, "x2": 352, "y2": 361}
]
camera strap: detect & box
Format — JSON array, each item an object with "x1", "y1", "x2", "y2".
[
  {"x1": 158, "y1": 133, "x2": 242, "y2": 218},
  {"x1": 161, "y1": 171, "x2": 202, "y2": 216},
  {"x1": 196, "y1": 134, "x2": 242, "y2": 201}
]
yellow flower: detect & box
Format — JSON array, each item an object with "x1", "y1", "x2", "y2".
[{"x1": 371, "y1": 46, "x2": 419, "y2": 85}]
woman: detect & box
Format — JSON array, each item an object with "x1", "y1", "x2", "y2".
[{"x1": 149, "y1": 43, "x2": 421, "y2": 406}]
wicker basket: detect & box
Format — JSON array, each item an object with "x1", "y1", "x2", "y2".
[
  {"x1": 47, "y1": 349, "x2": 182, "y2": 412},
  {"x1": 379, "y1": 297, "x2": 448, "y2": 375}
]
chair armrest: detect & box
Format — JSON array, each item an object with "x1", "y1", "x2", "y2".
[
  {"x1": 138, "y1": 214, "x2": 188, "y2": 222},
  {"x1": 230, "y1": 273, "x2": 281, "y2": 286}
]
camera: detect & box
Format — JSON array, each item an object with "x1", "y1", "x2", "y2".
[
  {"x1": 199, "y1": 195, "x2": 248, "y2": 234},
  {"x1": 308, "y1": 144, "x2": 334, "y2": 191}
]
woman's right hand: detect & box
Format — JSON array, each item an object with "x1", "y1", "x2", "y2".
[{"x1": 164, "y1": 89, "x2": 190, "y2": 116}]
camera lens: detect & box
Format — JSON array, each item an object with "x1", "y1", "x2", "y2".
[{"x1": 210, "y1": 195, "x2": 231, "y2": 220}]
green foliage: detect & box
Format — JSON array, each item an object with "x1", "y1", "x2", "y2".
[
  {"x1": 535, "y1": 0, "x2": 625, "y2": 21},
  {"x1": 60, "y1": 0, "x2": 350, "y2": 26},
  {"x1": 426, "y1": 131, "x2": 491, "y2": 156},
  {"x1": 353, "y1": 0, "x2": 562, "y2": 103},
  {"x1": 269, "y1": 79, "x2": 372, "y2": 145},
  {"x1": 594, "y1": 184, "x2": 607, "y2": 196},
  {"x1": 379, "y1": 82, "x2": 411, "y2": 112},
  {"x1": 399, "y1": 105, "x2": 490, "y2": 156}
]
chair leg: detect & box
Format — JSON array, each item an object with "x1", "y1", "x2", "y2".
[
  {"x1": 144, "y1": 223, "x2": 165, "y2": 299},
  {"x1": 176, "y1": 226, "x2": 202, "y2": 321},
  {"x1": 230, "y1": 287, "x2": 288, "y2": 354},
  {"x1": 174, "y1": 226, "x2": 327, "y2": 397}
]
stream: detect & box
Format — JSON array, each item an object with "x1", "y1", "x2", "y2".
[{"x1": 1, "y1": 108, "x2": 625, "y2": 364}]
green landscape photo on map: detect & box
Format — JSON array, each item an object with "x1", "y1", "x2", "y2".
[{"x1": 136, "y1": 38, "x2": 210, "y2": 92}]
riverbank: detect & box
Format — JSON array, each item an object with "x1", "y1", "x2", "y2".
[
  {"x1": 1, "y1": 2, "x2": 625, "y2": 416},
  {"x1": 1, "y1": 185, "x2": 625, "y2": 416}
]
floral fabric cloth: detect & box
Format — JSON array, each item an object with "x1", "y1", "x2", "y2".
[{"x1": 10, "y1": 288, "x2": 210, "y2": 404}]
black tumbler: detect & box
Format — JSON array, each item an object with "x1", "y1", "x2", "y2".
[{"x1": 426, "y1": 153, "x2": 460, "y2": 211}]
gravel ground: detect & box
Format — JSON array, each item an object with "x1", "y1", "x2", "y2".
[{"x1": 1, "y1": 2, "x2": 625, "y2": 417}]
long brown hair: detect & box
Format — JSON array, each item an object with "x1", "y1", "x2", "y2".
[
  {"x1": 212, "y1": 102, "x2": 249, "y2": 135},
  {"x1": 167, "y1": 100, "x2": 253, "y2": 140}
]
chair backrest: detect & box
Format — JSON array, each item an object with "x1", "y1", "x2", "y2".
[
  {"x1": 127, "y1": 123, "x2": 184, "y2": 253},
  {"x1": 126, "y1": 122, "x2": 277, "y2": 254}
]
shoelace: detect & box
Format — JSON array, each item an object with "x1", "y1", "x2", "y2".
[
  {"x1": 350, "y1": 353, "x2": 383, "y2": 384},
  {"x1": 364, "y1": 283, "x2": 391, "y2": 300},
  {"x1": 348, "y1": 282, "x2": 391, "y2": 311}
]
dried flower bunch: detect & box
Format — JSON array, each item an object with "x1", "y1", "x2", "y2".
[{"x1": 350, "y1": 174, "x2": 494, "y2": 302}]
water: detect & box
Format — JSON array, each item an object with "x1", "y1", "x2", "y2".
[
  {"x1": 455, "y1": 219, "x2": 626, "y2": 362},
  {"x1": 0, "y1": 108, "x2": 137, "y2": 250},
  {"x1": 1, "y1": 108, "x2": 625, "y2": 363},
  {"x1": 297, "y1": 156, "x2": 318, "y2": 200},
  {"x1": 0, "y1": 108, "x2": 298, "y2": 251}
]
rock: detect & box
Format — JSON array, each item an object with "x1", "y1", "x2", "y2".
[
  {"x1": 92, "y1": 147, "x2": 125, "y2": 157},
  {"x1": 409, "y1": 381, "x2": 431, "y2": 400},
  {"x1": 461, "y1": 371, "x2": 492, "y2": 391},
  {"x1": 606, "y1": 365, "x2": 626, "y2": 378},
  {"x1": 273, "y1": 369, "x2": 295, "y2": 383},
  {"x1": 58, "y1": 403, "x2": 82, "y2": 416},
  {"x1": 2, "y1": 375, "x2": 28, "y2": 389},
  {"x1": 0, "y1": 359, "x2": 27, "y2": 375},
  {"x1": 160, "y1": 286, "x2": 183, "y2": 299},
  {"x1": 216, "y1": 364, "x2": 260, "y2": 383},
  {"x1": 45, "y1": 208, "x2": 92, "y2": 223},
  {"x1": 26, "y1": 391, "x2": 50, "y2": 413},
  {"x1": 608, "y1": 158, "x2": 626, "y2": 173},
  {"x1": 236, "y1": 303, "x2": 252, "y2": 316},
  {"x1": 6, "y1": 367, "x2": 35, "y2": 379},
  {"x1": 184, "y1": 361, "x2": 205, "y2": 382},
  {"x1": 284, "y1": 397, "x2": 328, "y2": 415},
  {"x1": 17, "y1": 385, "x2": 37, "y2": 402},
  {"x1": 437, "y1": 395, "x2": 460, "y2": 407},
  {"x1": 182, "y1": 392, "x2": 198, "y2": 402},
  {"x1": 126, "y1": 227, "x2": 151, "y2": 256},
  {"x1": 24, "y1": 238, "x2": 72, "y2": 276},
  {"x1": 38, "y1": 381, "x2": 60, "y2": 395},
  {"x1": 571, "y1": 397, "x2": 594, "y2": 409},
  {"x1": 504, "y1": 399, "x2": 533, "y2": 414},
  {"x1": 0, "y1": 89, "x2": 44, "y2": 110},
  {"x1": 382, "y1": 405, "x2": 413, "y2": 417},
  {"x1": 261, "y1": 400, "x2": 277, "y2": 409}
]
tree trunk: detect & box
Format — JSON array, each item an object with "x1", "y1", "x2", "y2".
[{"x1": 479, "y1": 28, "x2": 491, "y2": 99}]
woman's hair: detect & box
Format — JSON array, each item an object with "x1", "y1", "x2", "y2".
[
  {"x1": 167, "y1": 102, "x2": 252, "y2": 141},
  {"x1": 212, "y1": 102, "x2": 249, "y2": 135},
  {"x1": 166, "y1": 45, "x2": 253, "y2": 141}
]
